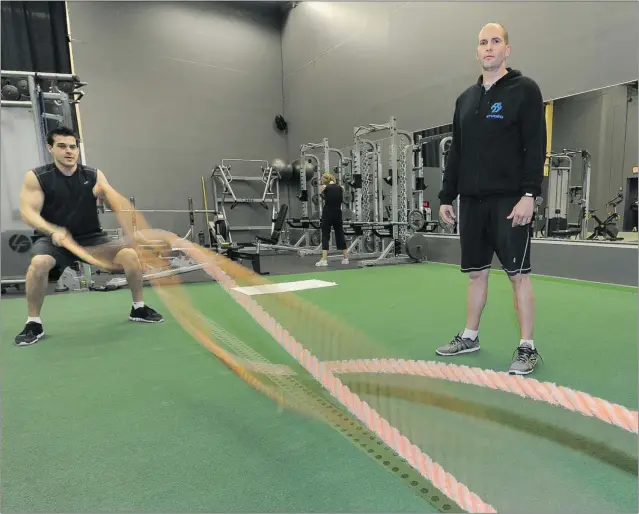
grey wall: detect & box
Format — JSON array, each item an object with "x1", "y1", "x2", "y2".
[
  {"x1": 550, "y1": 83, "x2": 637, "y2": 229},
  {"x1": 281, "y1": 1, "x2": 639, "y2": 158},
  {"x1": 67, "y1": 1, "x2": 287, "y2": 240},
  {"x1": 1, "y1": 107, "x2": 43, "y2": 231}
]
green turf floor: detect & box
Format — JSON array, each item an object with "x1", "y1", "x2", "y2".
[{"x1": 1, "y1": 263, "x2": 637, "y2": 513}]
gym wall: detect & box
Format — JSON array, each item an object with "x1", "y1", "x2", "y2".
[
  {"x1": 280, "y1": 1, "x2": 639, "y2": 158},
  {"x1": 66, "y1": 1, "x2": 287, "y2": 237}
]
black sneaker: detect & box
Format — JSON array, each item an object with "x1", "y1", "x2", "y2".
[
  {"x1": 129, "y1": 305, "x2": 164, "y2": 323},
  {"x1": 15, "y1": 322, "x2": 44, "y2": 346}
]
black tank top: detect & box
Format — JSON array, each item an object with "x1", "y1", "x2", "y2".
[
  {"x1": 33, "y1": 163, "x2": 103, "y2": 238},
  {"x1": 321, "y1": 183, "x2": 343, "y2": 212}
]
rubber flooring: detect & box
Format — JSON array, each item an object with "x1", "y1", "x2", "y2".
[{"x1": 1, "y1": 263, "x2": 636, "y2": 513}]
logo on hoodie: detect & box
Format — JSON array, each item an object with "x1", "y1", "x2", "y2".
[{"x1": 486, "y1": 102, "x2": 503, "y2": 119}]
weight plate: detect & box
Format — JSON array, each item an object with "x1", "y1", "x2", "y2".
[
  {"x1": 363, "y1": 235, "x2": 375, "y2": 253},
  {"x1": 310, "y1": 177, "x2": 319, "y2": 188},
  {"x1": 310, "y1": 230, "x2": 320, "y2": 246},
  {"x1": 1, "y1": 85, "x2": 19, "y2": 101},
  {"x1": 408, "y1": 210, "x2": 425, "y2": 231},
  {"x1": 312, "y1": 194, "x2": 320, "y2": 205},
  {"x1": 405, "y1": 233, "x2": 427, "y2": 262},
  {"x1": 16, "y1": 79, "x2": 29, "y2": 96}
]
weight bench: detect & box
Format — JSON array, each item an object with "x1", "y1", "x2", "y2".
[
  {"x1": 222, "y1": 244, "x2": 269, "y2": 275},
  {"x1": 256, "y1": 204, "x2": 289, "y2": 246},
  {"x1": 215, "y1": 204, "x2": 291, "y2": 276}
]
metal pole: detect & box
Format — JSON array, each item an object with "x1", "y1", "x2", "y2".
[
  {"x1": 390, "y1": 117, "x2": 398, "y2": 240},
  {"x1": 28, "y1": 75, "x2": 48, "y2": 165},
  {"x1": 299, "y1": 146, "x2": 309, "y2": 221},
  {"x1": 1, "y1": 100, "x2": 31, "y2": 107},
  {"x1": 352, "y1": 133, "x2": 362, "y2": 223},
  {"x1": 188, "y1": 197, "x2": 195, "y2": 241},
  {"x1": 221, "y1": 159, "x2": 269, "y2": 166},
  {"x1": 1, "y1": 70, "x2": 80, "y2": 81},
  {"x1": 582, "y1": 151, "x2": 592, "y2": 240},
  {"x1": 305, "y1": 154, "x2": 320, "y2": 219},
  {"x1": 376, "y1": 143, "x2": 383, "y2": 223}
]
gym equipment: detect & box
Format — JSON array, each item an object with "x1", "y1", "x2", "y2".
[
  {"x1": 544, "y1": 149, "x2": 591, "y2": 239},
  {"x1": 192, "y1": 204, "x2": 292, "y2": 276},
  {"x1": 103, "y1": 195, "x2": 220, "y2": 242},
  {"x1": 2, "y1": 71, "x2": 87, "y2": 233},
  {"x1": 271, "y1": 158, "x2": 294, "y2": 181},
  {"x1": 350, "y1": 117, "x2": 423, "y2": 267},
  {"x1": 587, "y1": 189, "x2": 624, "y2": 241},
  {"x1": 532, "y1": 196, "x2": 545, "y2": 238},
  {"x1": 55, "y1": 262, "x2": 94, "y2": 292},
  {"x1": 409, "y1": 131, "x2": 453, "y2": 234},
  {"x1": 405, "y1": 233, "x2": 428, "y2": 261},
  {"x1": 210, "y1": 159, "x2": 280, "y2": 243},
  {"x1": 1, "y1": 230, "x2": 35, "y2": 292},
  {"x1": 622, "y1": 175, "x2": 638, "y2": 232},
  {"x1": 282, "y1": 139, "x2": 350, "y2": 257},
  {"x1": 0, "y1": 230, "x2": 96, "y2": 294},
  {"x1": 439, "y1": 135, "x2": 460, "y2": 234}
]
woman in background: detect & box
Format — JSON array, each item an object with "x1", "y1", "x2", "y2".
[{"x1": 316, "y1": 171, "x2": 348, "y2": 267}]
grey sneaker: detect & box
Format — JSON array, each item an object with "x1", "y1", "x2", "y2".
[
  {"x1": 436, "y1": 333, "x2": 480, "y2": 356},
  {"x1": 508, "y1": 343, "x2": 541, "y2": 375}
]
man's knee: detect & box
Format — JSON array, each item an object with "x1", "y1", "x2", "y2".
[
  {"x1": 114, "y1": 247, "x2": 141, "y2": 270},
  {"x1": 28, "y1": 255, "x2": 56, "y2": 278},
  {"x1": 468, "y1": 269, "x2": 489, "y2": 282},
  {"x1": 508, "y1": 272, "x2": 531, "y2": 286}
]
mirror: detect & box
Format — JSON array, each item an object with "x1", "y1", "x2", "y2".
[{"x1": 413, "y1": 80, "x2": 638, "y2": 244}]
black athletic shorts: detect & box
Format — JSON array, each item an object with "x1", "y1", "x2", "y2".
[
  {"x1": 31, "y1": 232, "x2": 126, "y2": 281},
  {"x1": 458, "y1": 195, "x2": 532, "y2": 276}
]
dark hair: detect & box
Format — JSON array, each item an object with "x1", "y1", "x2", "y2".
[{"x1": 46, "y1": 126, "x2": 80, "y2": 146}]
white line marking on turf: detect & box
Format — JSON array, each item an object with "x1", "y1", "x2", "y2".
[{"x1": 231, "y1": 279, "x2": 337, "y2": 296}]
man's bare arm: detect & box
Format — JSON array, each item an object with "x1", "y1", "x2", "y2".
[
  {"x1": 93, "y1": 169, "x2": 117, "y2": 209},
  {"x1": 19, "y1": 170, "x2": 61, "y2": 236}
]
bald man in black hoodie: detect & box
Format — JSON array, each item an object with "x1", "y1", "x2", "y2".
[{"x1": 436, "y1": 23, "x2": 546, "y2": 375}]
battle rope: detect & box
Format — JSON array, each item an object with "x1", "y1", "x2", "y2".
[
  {"x1": 188, "y1": 248, "x2": 496, "y2": 514},
  {"x1": 322, "y1": 359, "x2": 638, "y2": 434}
]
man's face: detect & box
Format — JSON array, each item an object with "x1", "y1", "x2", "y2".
[
  {"x1": 48, "y1": 135, "x2": 79, "y2": 168},
  {"x1": 477, "y1": 25, "x2": 510, "y2": 72}
]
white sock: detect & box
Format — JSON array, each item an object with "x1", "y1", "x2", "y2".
[
  {"x1": 27, "y1": 316, "x2": 42, "y2": 324},
  {"x1": 133, "y1": 301, "x2": 145, "y2": 309},
  {"x1": 462, "y1": 328, "x2": 479, "y2": 340},
  {"x1": 520, "y1": 339, "x2": 534, "y2": 349}
]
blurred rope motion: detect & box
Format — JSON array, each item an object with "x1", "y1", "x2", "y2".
[{"x1": 56, "y1": 187, "x2": 637, "y2": 513}]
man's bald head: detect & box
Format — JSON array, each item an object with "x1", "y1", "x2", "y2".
[{"x1": 479, "y1": 22, "x2": 509, "y2": 44}]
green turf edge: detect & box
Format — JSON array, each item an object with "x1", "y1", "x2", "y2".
[{"x1": 418, "y1": 261, "x2": 637, "y2": 293}]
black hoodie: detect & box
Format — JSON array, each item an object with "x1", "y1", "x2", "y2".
[{"x1": 438, "y1": 68, "x2": 546, "y2": 205}]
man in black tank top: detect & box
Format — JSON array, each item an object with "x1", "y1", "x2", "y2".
[
  {"x1": 315, "y1": 172, "x2": 349, "y2": 267},
  {"x1": 14, "y1": 127, "x2": 163, "y2": 347}
]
